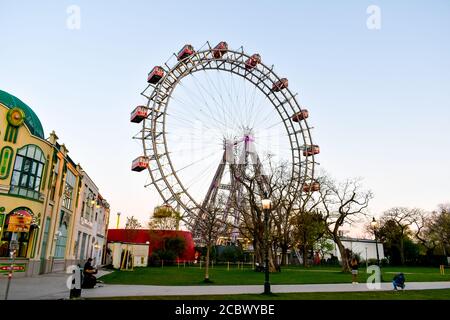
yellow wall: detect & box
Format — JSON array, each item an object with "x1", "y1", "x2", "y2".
[
  {"x1": 0, "y1": 102, "x2": 83, "y2": 262},
  {"x1": 0, "y1": 102, "x2": 53, "y2": 224}
]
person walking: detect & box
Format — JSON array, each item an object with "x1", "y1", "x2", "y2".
[{"x1": 350, "y1": 257, "x2": 359, "y2": 284}]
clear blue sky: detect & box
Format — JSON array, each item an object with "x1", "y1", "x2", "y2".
[{"x1": 1, "y1": 1, "x2": 449, "y2": 230}]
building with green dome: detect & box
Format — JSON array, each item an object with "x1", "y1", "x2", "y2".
[{"x1": 0, "y1": 90, "x2": 110, "y2": 277}]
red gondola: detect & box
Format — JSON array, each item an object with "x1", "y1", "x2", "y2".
[
  {"x1": 130, "y1": 105, "x2": 149, "y2": 123},
  {"x1": 212, "y1": 41, "x2": 228, "y2": 59},
  {"x1": 245, "y1": 54, "x2": 261, "y2": 70},
  {"x1": 131, "y1": 156, "x2": 149, "y2": 172},
  {"x1": 302, "y1": 181, "x2": 320, "y2": 192},
  {"x1": 272, "y1": 78, "x2": 289, "y2": 92},
  {"x1": 292, "y1": 110, "x2": 309, "y2": 122},
  {"x1": 177, "y1": 44, "x2": 195, "y2": 61},
  {"x1": 147, "y1": 66, "x2": 165, "y2": 84},
  {"x1": 303, "y1": 145, "x2": 320, "y2": 157}
]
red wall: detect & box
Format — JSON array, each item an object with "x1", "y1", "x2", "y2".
[{"x1": 107, "y1": 229, "x2": 195, "y2": 261}]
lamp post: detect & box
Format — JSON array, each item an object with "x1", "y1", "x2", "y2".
[
  {"x1": 370, "y1": 217, "x2": 380, "y2": 267},
  {"x1": 116, "y1": 212, "x2": 121, "y2": 229},
  {"x1": 261, "y1": 198, "x2": 272, "y2": 294}
]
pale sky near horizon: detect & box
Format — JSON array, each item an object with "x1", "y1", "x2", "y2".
[{"x1": 1, "y1": 1, "x2": 449, "y2": 234}]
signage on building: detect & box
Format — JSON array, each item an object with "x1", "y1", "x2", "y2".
[
  {"x1": 0, "y1": 263, "x2": 26, "y2": 273},
  {"x1": 7, "y1": 210, "x2": 32, "y2": 233}
]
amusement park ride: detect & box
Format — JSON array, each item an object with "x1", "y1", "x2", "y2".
[{"x1": 130, "y1": 41, "x2": 320, "y2": 242}]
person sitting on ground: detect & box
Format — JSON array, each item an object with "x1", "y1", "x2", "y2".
[
  {"x1": 82, "y1": 257, "x2": 98, "y2": 289},
  {"x1": 392, "y1": 272, "x2": 406, "y2": 290}
]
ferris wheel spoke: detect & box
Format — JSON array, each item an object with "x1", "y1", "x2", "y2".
[
  {"x1": 244, "y1": 79, "x2": 257, "y2": 128},
  {"x1": 189, "y1": 73, "x2": 229, "y2": 129},
  {"x1": 171, "y1": 85, "x2": 226, "y2": 131},
  {"x1": 172, "y1": 149, "x2": 219, "y2": 175},
  {"x1": 200, "y1": 69, "x2": 229, "y2": 129},
  {"x1": 231, "y1": 70, "x2": 247, "y2": 128},
  {"x1": 183, "y1": 155, "x2": 223, "y2": 194},
  {"x1": 176, "y1": 80, "x2": 225, "y2": 130},
  {"x1": 181, "y1": 75, "x2": 230, "y2": 134},
  {"x1": 167, "y1": 110, "x2": 217, "y2": 133},
  {"x1": 216, "y1": 69, "x2": 243, "y2": 133},
  {"x1": 249, "y1": 86, "x2": 271, "y2": 130},
  {"x1": 227, "y1": 69, "x2": 242, "y2": 129}
]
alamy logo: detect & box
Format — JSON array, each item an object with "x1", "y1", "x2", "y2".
[
  {"x1": 366, "y1": 5, "x2": 381, "y2": 30},
  {"x1": 366, "y1": 265, "x2": 381, "y2": 290},
  {"x1": 66, "y1": 5, "x2": 81, "y2": 30},
  {"x1": 66, "y1": 265, "x2": 82, "y2": 290}
]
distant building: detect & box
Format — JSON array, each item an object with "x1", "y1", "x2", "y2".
[
  {"x1": 329, "y1": 237, "x2": 385, "y2": 262},
  {"x1": 106, "y1": 229, "x2": 196, "y2": 268}
]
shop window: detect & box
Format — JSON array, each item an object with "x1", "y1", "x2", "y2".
[
  {"x1": 0, "y1": 209, "x2": 34, "y2": 258},
  {"x1": 54, "y1": 222, "x2": 68, "y2": 258},
  {"x1": 62, "y1": 170, "x2": 76, "y2": 209},
  {"x1": 9, "y1": 145, "x2": 45, "y2": 200}
]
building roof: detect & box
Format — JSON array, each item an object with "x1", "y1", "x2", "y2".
[
  {"x1": 340, "y1": 236, "x2": 378, "y2": 244},
  {"x1": 0, "y1": 89, "x2": 45, "y2": 139}
]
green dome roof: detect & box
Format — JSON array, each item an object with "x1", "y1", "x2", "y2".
[{"x1": 0, "y1": 89, "x2": 45, "y2": 139}]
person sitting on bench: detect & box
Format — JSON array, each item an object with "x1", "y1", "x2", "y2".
[{"x1": 82, "y1": 258, "x2": 98, "y2": 289}]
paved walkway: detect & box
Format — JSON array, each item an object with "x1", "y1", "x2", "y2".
[
  {"x1": 1, "y1": 271, "x2": 449, "y2": 299},
  {"x1": 81, "y1": 281, "x2": 450, "y2": 299}
]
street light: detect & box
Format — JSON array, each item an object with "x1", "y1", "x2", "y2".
[
  {"x1": 116, "y1": 212, "x2": 121, "y2": 229},
  {"x1": 370, "y1": 217, "x2": 380, "y2": 267},
  {"x1": 261, "y1": 198, "x2": 272, "y2": 294}
]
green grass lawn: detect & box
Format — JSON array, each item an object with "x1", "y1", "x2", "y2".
[
  {"x1": 95, "y1": 289, "x2": 450, "y2": 300},
  {"x1": 99, "y1": 264, "x2": 450, "y2": 286}
]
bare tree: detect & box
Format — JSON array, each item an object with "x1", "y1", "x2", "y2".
[
  {"x1": 381, "y1": 207, "x2": 421, "y2": 265},
  {"x1": 232, "y1": 159, "x2": 297, "y2": 272},
  {"x1": 436, "y1": 203, "x2": 450, "y2": 256},
  {"x1": 195, "y1": 196, "x2": 226, "y2": 282},
  {"x1": 124, "y1": 215, "x2": 141, "y2": 242},
  {"x1": 413, "y1": 210, "x2": 437, "y2": 256},
  {"x1": 122, "y1": 215, "x2": 142, "y2": 269},
  {"x1": 125, "y1": 216, "x2": 142, "y2": 229},
  {"x1": 318, "y1": 176, "x2": 372, "y2": 272}
]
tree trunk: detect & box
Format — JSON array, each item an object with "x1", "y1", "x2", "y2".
[
  {"x1": 335, "y1": 237, "x2": 350, "y2": 272},
  {"x1": 280, "y1": 246, "x2": 288, "y2": 266},
  {"x1": 302, "y1": 245, "x2": 308, "y2": 267},
  {"x1": 268, "y1": 246, "x2": 277, "y2": 272},
  {"x1": 204, "y1": 245, "x2": 210, "y2": 281},
  {"x1": 400, "y1": 237, "x2": 405, "y2": 265}
]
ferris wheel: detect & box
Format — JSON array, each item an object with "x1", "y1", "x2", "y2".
[{"x1": 131, "y1": 41, "x2": 320, "y2": 236}]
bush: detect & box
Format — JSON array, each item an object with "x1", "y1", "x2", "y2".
[
  {"x1": 148, "y1": 252, "x2": 161, "y2": 266},
  {"x1": 157, "y1": 249, "x2": 177, "y2": 264},
  {"x1": 165, "y1": 237, "x2": 186, "y2": 257},
  {"x1": 196, "y1": 246, "x2": 218, "y2": 262},
  {"x1": 217, "y1": 245, "x2": 244, "y2": 262},
  {"x1": 325, "y1": 255, "x2": 339, "y2": 266}
]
